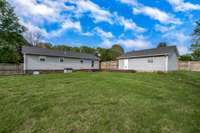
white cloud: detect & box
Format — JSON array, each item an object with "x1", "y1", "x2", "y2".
[
  {"x1": 69, "y1": 0, "x2": 113, "y2": 24},
  {"x1": 9, "y1": 0, "x2": 60, "y2": 22},
  {"x1": 162, "y1": 31, "x2": 191, "y2": 54},
  {"x1": 155, "y1": 24, "x2": 176, "y2": 33},
  {"x1": 97, "y1": 29, "x2": 151, "y2": 49},
  {"x1": 91, "y1": 27, "x2": 114, "y2": 48},
  {"x1": 133, "y1": 6, "x2": 182, "y2": 24},
  {"x1": 119, "y1": 0, "x2": 181, "y2": 24},
  {"x1": 21, "y1": 19, "x2": 82, "y2": 39},
  {"x1": 8, "y1": 0, "x2": 82, "y2": 39},
  {"x1": 178, "y1": 45, "x2": 189, "y2": 55},
  {"x1": 100, "y1": 38, "x2": 114, "y2": 48},
  {"x1": 95, "y1": 27, "x2": 114, "y2": 39},
  {"x1": 50, "y1": 21, "x2": 82, "y2": 37},
  {"x1": 118, "y1": 35, "x2": 151, "y2": 50},
  {"x1": 22, "y1": 22, "x2": 48, "y2": 45},
  {"x1": 21, "y1": 22, "x2": 48, "y2": 37},
  {"x1": 21, "y1": 20, "x2": 81, "y2": 39},
  {"x1": 69, "y1": 0, "x2": 145, "y2": 32},
  {"x1": 96, "y1": 27, "x2": 150, "y2": 49},
  {"x1": 100, "y1": 35, "x2": 151, "y2": 50},
  {"x1": 163, "y1": 31, "x2": 190, "y2": 45},
  {"x1": 9, "y1": 0, "x2": 148, "y2": 42},
  {"x1": 81, "y1": 32, "x2": 94, "y2": 36},
  {"x1": 116, "y1": 15, "x2": 146, "y2": 32},
  {"x1": 120, "y1": 0, "x2": 138, "y2": 6},
  {"x1": 167, "y1": 0, "x2": 200, "y2": 11}
]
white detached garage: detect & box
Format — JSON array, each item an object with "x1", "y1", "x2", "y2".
[{"x1": 118, "y1": 46, "x2": 179, "y2": 72}]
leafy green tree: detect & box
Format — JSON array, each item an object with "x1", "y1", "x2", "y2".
[
  {"x1": 0, "y1": 0, "x2": 27, "y2": 63},
  {"x1": 36, "y1": 42, "x2": 53, "y2": 49},
  {"x1": 110, "y1": 44, "x2": 124, "y2": 60},
  {"x1": 191, "y1": 20, "x2": 200, "y2": 60},
  {"x1": 0, "y1": 32, "x2": 27, "y2": 47},
  {"x1": 53, "y1": 45, "x2": 72, "y2": 51},
  {"x1": 191, "y1": 45, "x2": 200, "y2": 60},
  {"x1": 179, "y1": 54, "x2": 192, "y2": 61},
  {"x1": 97, "y1": 47, "x2": 112, "y2": 61},
  {"x1": 71, "y1": 47, "x2": 81, "y2": 52},
  {"x1": 80, "y1": 46, "x2": 96, "y2": 54},
  {"x1": 111, "y1": 44, "x2": 124, "y2": 54},
  {"x1": 0, "y1": 44, "x2": 20, "y2": 63}
]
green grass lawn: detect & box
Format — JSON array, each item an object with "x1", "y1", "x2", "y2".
[{"x1": 0, "y1": 71, "x2": 200, "y2": 133}]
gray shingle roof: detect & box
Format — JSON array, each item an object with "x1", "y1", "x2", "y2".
[
  {"x1": 22, "y1": 46, "x2": 99, "y2": 60},
  {"x1": 118, "y1": 46, "x2": 179, "y2": 59}
]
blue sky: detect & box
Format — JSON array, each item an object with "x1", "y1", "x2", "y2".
[{"x1": 8, "y1": 0, "x2": 200, "y2": 54}]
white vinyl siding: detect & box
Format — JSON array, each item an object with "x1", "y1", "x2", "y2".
[
  {"x1": 168, "y1": 52, "x2": 178, "y2": 71},
  {"x1": 118, "y1": 59, "x2": 124, "y2": 70},
  {"x1": 25, "y1": 55, "x2": 99, "y2": 70},
  {"x1": 119, "y1": 56, "x2": 167, "y2": 72},
  {"x1": 123, "y1": 59, "x2": 128, "y2": 69}
]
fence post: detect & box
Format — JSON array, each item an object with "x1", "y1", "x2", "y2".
[{"x1": 188, "y1": 61, "x2": 190, "y2": 71}]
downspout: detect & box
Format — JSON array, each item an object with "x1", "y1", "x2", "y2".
[
  {"x1": 23, "y1": 53, "x2": 26, "y2": 74},
  {"x1": 99, "y1": 60, "x2": 101, "y2": 70},
  {"x1": 165, "y1": 55, "x2": 168, "y2": 72}
]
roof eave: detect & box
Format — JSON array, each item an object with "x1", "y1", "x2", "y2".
[
  {"x1": 117, "y1": 53, "x2": 169, "y2": 59},
  {"x1": 24, "y1": 53, "x2": 99, "y2": 60}
]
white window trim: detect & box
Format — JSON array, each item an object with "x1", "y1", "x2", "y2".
[
  {"x1": 147, "y1": 57, "x2": 153, "y2": 63},
  {"x1": 39, "y1": 56, "x2": 46, "y2": 62},
  {"x1": 59, "y1": 57, "x2": 64, "y2": 62}
]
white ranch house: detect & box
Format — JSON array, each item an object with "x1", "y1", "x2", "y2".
[
  {"x1": 22, "y1": 47, "x2": 100, "y2": 73},
  {"x1": 118, "y1": 46, "x2": 179, "y2": 72}
]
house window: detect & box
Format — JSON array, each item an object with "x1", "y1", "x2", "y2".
[
  {"x1": 39, "y1": 56, "x2": 46, "y2": 62},
  {"x1": 60, "y1": 58, "x2": 64, "y2": 62},
  {"x1": 148, "y1": 58, "x2": 153, "y2": 63},
  {"x1": 91, "y1": 60, "x2": 94, "y2": 67},
  {"x1": 80, "y1": 60, "x2": 83, "y2": 63}
]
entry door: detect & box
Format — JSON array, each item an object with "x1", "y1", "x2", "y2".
[{"x1": 124, "y1": 59, "x2": 128, "y2": 69}]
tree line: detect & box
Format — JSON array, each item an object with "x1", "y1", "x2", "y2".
[
  {"x1": 35, "y1": 43, "x2": 125, "y2": 61},
  {"x1": 0, "y1": 0, "x2": 200, "y2": 63}
]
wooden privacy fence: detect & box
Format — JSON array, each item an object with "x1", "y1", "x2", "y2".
[
  {"x1": 101, "y1": 61, "x2": 200, "y2": 71},
  {"x1": 0, "y1": 63, "x2": 23, "y2": 75},
  {"x1": 178, "y1": 61, "x2": 200, "y2": 71},
  {"x1": 0, "y1": 61, "x2": 199, "y2": 75},
  {"x1": 101, "y1": 61, "x2": 118, "y2": 70}
]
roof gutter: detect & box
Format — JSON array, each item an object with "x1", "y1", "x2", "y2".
[
  {"x1": 23, "y1": 53, "x2": 99, "y2": 61},
  {"x1": 117, "y1": 53, "x2": 169, "y2": 59}
]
